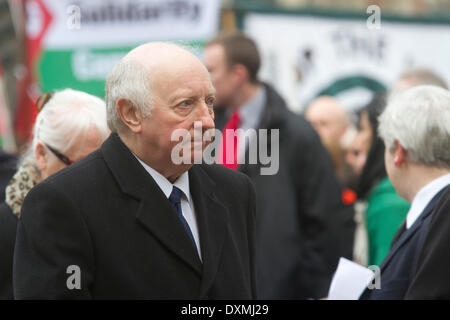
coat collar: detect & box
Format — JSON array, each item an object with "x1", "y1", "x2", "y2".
[
  {"x1": 101, "y1": 133, "x2": 154, "y2": 200},
  {"x1": 379, "y1": 186, "x2": 448, "y2": 272},
  {"x1": 256, "y1": 82, "x2": 289, "y2": 131},
  {"x1": 101, "y1": 134, "x2": 229, "y2": 297},
  {"x1": 214, "y1": 82, "x2": 288, "y2": 133}
]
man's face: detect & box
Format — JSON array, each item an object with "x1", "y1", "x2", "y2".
[
  {"x1": 305, "y1": 100, "x2": 348, "y2": 144},
  {"x1": 203, "y1": 44, "x2": 237, "y2": 107},
  {"x1": 139, "y1": 60, "x2": 216, "y2": 168},
  {"x1": 306, "y1": 114, "x2": 343, "y2": 143}
]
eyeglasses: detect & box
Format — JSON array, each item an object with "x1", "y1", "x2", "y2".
[
  {"x1": 45, "y1": 144, "x2": 73, "y2": 166},
  {"x1": 35, "y1": 92, "x2": 54, "y2": 113}
]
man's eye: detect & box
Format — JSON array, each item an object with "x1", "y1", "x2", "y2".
[
  {"x1": 206, "y1": 97, "x2": 215, "y2": 106},
  {"x1": 179, "y1": 101, "x2": 193, "y2": 108}
]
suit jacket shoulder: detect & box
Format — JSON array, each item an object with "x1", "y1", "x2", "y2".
[
  {"x1": 405, "y1": 184, "x2": 450, "y2": 299},
  {"x1": 362, "y1": 184, "x2": 450, "y2": 300}
]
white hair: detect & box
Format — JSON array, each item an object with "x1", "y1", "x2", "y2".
[
  {"x1": 105, "y1": 58, "x2": 152, "y2": 133},
  {"x1": 24, "y1": 89, "x2": 109, "y2": 165},
  {"x1": 379, "y1": 85, "x2": 450, "y2": 169}
]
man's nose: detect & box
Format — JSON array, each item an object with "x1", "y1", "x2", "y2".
[{"x1": 198, "y1": 103, "x2": 215, "y2": 130}]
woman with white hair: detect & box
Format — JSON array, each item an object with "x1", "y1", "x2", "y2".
[{"x1": 0, "y1": 89, "x2": 109, "y2": 299}]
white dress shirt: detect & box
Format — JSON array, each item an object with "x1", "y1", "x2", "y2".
[
  {"x1": 406, "y1": 173, "x2": 450, "y2": 229},
  {"x1": 134, "y1": 155, "x2": 202, "y2": 260}
]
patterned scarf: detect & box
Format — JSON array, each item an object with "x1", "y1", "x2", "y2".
[{"x1": 5, "y1": 160, "x2": 41, "y2": 217}]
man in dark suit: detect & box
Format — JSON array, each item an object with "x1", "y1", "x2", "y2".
[
  {"x1": 13, "y1": 43, "x2": 256, "y2": 299},
  {"x1": 203, "y1": 32, "x2": 355, "y2": 299},
  {"x1": 361, "y1": 85, "x2": 450, "y2": 299}
]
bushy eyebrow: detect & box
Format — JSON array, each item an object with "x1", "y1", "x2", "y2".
[{"x1": 168, "y1": 87, "x2": 216, "y2": 105}]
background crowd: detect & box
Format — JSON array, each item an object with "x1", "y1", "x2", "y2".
[{"x1": 0, "y1": 0, "x2": 450, "y2": 300}]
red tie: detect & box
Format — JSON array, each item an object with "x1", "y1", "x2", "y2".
[{"x1": 219, "y1": 111, "x2": 241, "y2": 170}]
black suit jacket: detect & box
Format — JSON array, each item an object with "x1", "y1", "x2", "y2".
[
  {"x1": 361, "y1": 184, "x2": 450, "y2": 299},
  {"x1": 13, "y1": 133, "x2": 256, "y2": 299},
  {"x1": 215, "y1": 83, "x2": 355, "y2": 299}
]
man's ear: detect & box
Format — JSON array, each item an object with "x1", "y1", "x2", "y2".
[
  {"x1": 116, "y1": 98, "x2": 142, "y2": 134},
  {"x1": 393, "y1": 141, "x2": 408, "y2": 167},
  {"x1": 35, "y1": 141, "x2": 47, "y2": 173},
  {"x1": 231, "y1": 64, "x2": 249, "y2": 84}
]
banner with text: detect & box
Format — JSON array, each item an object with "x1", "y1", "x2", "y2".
[
  {"x1": 244, "y1": 13, "x2": 450, "y2": 112},
  {"x1": 17, "y1": 0, "x2": 219, "y2": 142}
]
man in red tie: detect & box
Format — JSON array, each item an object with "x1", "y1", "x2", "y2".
[
  {"x1": 204, "y1": 32, "x2": 355, "y2": 300},
  {"x1": 217, "y1": 110, "x2": 240, "y2": 170}
]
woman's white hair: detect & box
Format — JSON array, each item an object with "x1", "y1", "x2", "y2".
[
  {"x1": 379, "y1": 85, "x2": 450, "y2": 169},
  {"x1": 25, "y1": 88, "x2": 109, "y2": 165},
  {"x1": 105, "y1": 58, "x2": 152, "y2": 133}
]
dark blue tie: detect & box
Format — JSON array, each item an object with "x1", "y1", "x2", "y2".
[{"x1": 169, "y1": 186, "x2": 196, "y2": 245}]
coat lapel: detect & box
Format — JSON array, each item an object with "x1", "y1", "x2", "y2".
[
  {"x1": 101, "y1": 134, "x2": 202, "y2": 275},
  {"x1": 379, "y1": 198, "x2": 439, "y2": 272},
  {"x1": 189, "y1": 165, "x2": 229, "y2": 298},
  {"x1": 390, "y1": 220, "x2": 407, "y2": 246}
]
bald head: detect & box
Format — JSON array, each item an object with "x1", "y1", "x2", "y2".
[
  {"x1": 394, "y1": 68, "x2": 448, "y2": 91},
  {"x1": 124, "y1": 42, "x2": 208, "y2": 78},
  {"x1": 305, "y1": 96, "x2": 349, "y2": 143},
  {"x1": 105, "y1": 42, "x2": 212, "y2": 133}
]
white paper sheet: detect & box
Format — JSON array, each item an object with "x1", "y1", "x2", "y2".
[{"x1": 327, "y1": 257, "x2": 375, "y2": 300}]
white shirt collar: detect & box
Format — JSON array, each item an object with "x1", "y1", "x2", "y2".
[
  {"x1": 406, "y1": 173, "x2": 450, "y2": 229},
  {"x1": 133, "y1": 154, "x2": 191, "y2": 202}
]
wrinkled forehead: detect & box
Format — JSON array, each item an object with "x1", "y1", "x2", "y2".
[
  {"x1": 153, "y1": 58, "x2": 212, "y2": 87},
  {"x1": 158, "y1": 70, "x2": 215, "y2": 103}
]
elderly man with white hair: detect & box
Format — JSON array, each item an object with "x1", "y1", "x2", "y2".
[
  {"x1": 360, "y1": 85, "x2": 450, "y2": 300},
  {"x1": 0, "y1": 89, "x2": 109, "y2": 299},
  {"x1": 13, "y1": 42, "x2": 256, "y2": 299}
]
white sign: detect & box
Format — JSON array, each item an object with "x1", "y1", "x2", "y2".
[
  {"x1": 42, "y1": 0, "x2": 220, "y2": 48},
  {"x1": 244, "y1": 14, "x2": 450, "y2": 112},
  {"x1": 328, "y1": 258, "x2": 375, "y2": 300}
]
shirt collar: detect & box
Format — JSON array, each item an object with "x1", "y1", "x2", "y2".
[
  {"x1": 133, "y1": 154, "x2": 191, "y2": 201},
  {"x1": 238, "y1": 85, "x2": 266, "y2": 131},
  {"x1": 406, "y1": 173, "x2": 450, "y2": 229}
]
